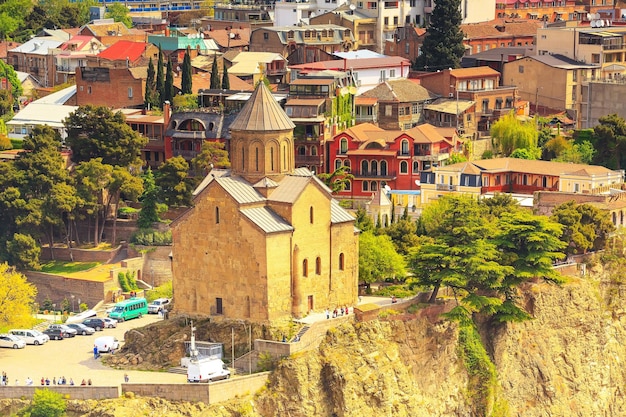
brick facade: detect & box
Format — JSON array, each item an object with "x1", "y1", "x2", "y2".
[{"x1": 75, "y1": 66, "x2": 145, "y2": 108}]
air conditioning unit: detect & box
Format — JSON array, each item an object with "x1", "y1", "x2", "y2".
[{"x1": 449, "y1": 93, "x2": 454, "y2": 98}]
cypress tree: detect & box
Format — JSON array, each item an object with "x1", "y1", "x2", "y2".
[
  {"x1": 390, "y1": 197, "x2": 396, "y2": 224},
  {"x1": 156, "y1": 45, "x2": 165, "y2": 105},
  {"x1": 413, "y1": 0, "x2": 465, "y2": 71},
  {"x1": 221, "y1": 62, "x2": 230, "y2": 90},
  {"x1": 210, "y1": 54, "x2": 220, "y2": 89},
  {"x1": 144, "y1": 57, "x2": 159, "y2": 110},
  {"x1": 181, "y1": 46, "x2": 193, "y2": 95},
  {"x1": 164, "y1": 60, "x2": 174, "y2": 104}
]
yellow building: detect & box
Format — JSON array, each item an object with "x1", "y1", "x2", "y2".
[{"x1": 171, "y1": 82, "x2": 359, "y2": 322}]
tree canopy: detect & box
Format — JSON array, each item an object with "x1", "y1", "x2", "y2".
[
  {"x1": 490, "y1": 112, "x2": 539, "y2": 156},
  {"x1": 591, "y1": 113, "x2": 626, "y2": 169},
  {"x1": 64, "y1": 105, "x2": 147, "y2": 167},
  {"x1": 181, "y1": 47, "x2": 193, "y2": 95},
  {"x1": 317, "y1": 165, "x2": 354, "y2": 194},
  {"x1": 550, "y1": 201, "x2": 615, "y2": 254},
  {"x1": 156, "y1": 156, "x2": 193, "y2": 207},
  {"x1": 104, "y1": 3, "x2": 132, "y2": 29},
  {"x1": 413, "y1": 0, "x2": 464, "y2": 71},
  {"x1": 191, "y1": 141, "x2": 230, "y2": 176},
  {"x1": 359, "y1": 231, "x2": 406, "y2": 290},
  {"x1": 0, "y1": 263, "x2": 37, "y2": 329}
]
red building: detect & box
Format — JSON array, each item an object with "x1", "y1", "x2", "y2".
[{"x1": 327, "y1": 122, "x2": 461, "y2": 203}]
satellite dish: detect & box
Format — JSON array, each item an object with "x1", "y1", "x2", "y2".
[
  {"x1": 310, "y1": 12, "x2": 316, "y2": 18},
  {"x1": 587, "y1": 13, "x2": 592, "y2": 20},
  {"x1": 349, "y1": 86, "x2": 357, "y2": 95},
  {"x1": 595, "y1": 13, "x2": 601, "y2": 20},
  {"x1": 590, "y1": 20, "x2": 597, "y2": 27},
  {"x1": 599, "y1": 19, "x2": 605, "y2": 27},
  {"x1": 229, "y1": 32, "x2": 236, "y2": 39},
  {"x1": 340, "y1": 86, "x2": 349, "y2": 95},
  {"x1": 414, "y1": 180, "x2": 420, "y2": 185},
  {"x1": 349, "y1": 3, "x2": 356, "y2": 10}
]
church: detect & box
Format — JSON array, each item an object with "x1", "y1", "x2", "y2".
[{"x1": 170, "y1": 82, "x2": 359, "y2": 322}]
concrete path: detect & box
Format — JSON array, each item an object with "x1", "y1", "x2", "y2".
[{"x1": 295, "y1": 295, "x2": 406, "y2": 325}]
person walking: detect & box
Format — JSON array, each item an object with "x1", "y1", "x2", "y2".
[
  {"x1": 124, "y1": 374, "x2": 129, "y2": 383},
  {"x1": 325, "y1": 308, "x2": 330, "y2": 319},
  {"x1": 93, "y1": 345, "x2": 99, "y2": 359}
]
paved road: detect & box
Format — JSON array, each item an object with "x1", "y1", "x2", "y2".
[{"x1": 0, "y1": 314, "x2": 186, "y2": 387}]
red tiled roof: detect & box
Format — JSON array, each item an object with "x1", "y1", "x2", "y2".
[
  {"x1": 355, "y1": 97, "x2": 378, "y2": 105},
  {"x1": 60, "y1": 35, "x2": 97, "y2": 51},
  {"x1": 98, "y1": 40, "x2": 148, "y2": 61},
  {"x1": 205, "y1": 28, "x2": 250, "y2": 48},
  {"x1": 414, "y1": 27, "x2": 426, "y2": 37}
]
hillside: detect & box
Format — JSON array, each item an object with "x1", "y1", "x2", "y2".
[{"x1": 4, "y1": 269, "x2": 626, "y2": 416}]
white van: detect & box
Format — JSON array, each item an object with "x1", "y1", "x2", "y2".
[
  {"x1": 94, "y1": 336, "x2": 120, "y2": 353},
  {"x1": 9, "y1": 329, "x2": 49, "y2": 345},
  {"x1": 187, "y1": 358, "x2": 230, "y2": 383}
]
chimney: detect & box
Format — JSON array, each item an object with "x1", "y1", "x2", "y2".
[{"x1": 164, "y1": 101, "x2": 171, "y2": 130}]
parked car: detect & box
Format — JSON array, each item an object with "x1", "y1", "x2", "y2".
[
  {"x1": 82, "y1": 318, "x2": 107, "y2": 331},
  {"x1": 43, "y1": 328, "x2": 68, "y2": 340},
  {"x1": 66, "y1": 323, "x2": 95, "y2": 336},
  {"x1": 0, "y1": 334, "x2": 26, "y2": 349},
  {"x1": 8, "y1": 329, "x2": 49, "y2": 345},
  {"x1": 148, "y1": 298, "x2": 170, "y2": 314},
  {"x1": 102, "y1": 317, "x2": 118, "y2": 328},
  {"x1": 48, "y1": 324, "x2": 77, "y2": 337},
  {"x1": 94, "y1": 336, "x2": 119, "y2": 353}
]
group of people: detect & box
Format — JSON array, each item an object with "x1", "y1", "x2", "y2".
[
  {"x1": 39, "y1": 376, "x2": 89, "y2": 386},
  {"x1": 325, "y1": 306, "x2": 351, "y2": 319}
]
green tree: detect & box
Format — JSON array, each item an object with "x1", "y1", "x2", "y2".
[
  {"x1": 447, "y1": 152, "x2": 467, "y2": 164},
  {"x1": 510, "y1": 147, "x2": 539, "y2": 160},
  {"x1": 591, "y1": 113, "x2": 626, "y2": 169},
  {"x1": 164, "y1": 60, "x2": 174, "y2": 104},
  {"x1": 105, "y1": 3, "x2": 132, "y2": 29},
  {"x1": 156, "y1": 45, "x2": 165, "y2": 106},
  {"x1": 156, "y1": 156, "x2": 193, "y2": 207},
  {"x1": 221, "y1": 62, "x2": 230, "y2": 90},
  {"x1": 551, "y1": 201, "x2": 615, "y2": 254},
  {"x1": 0, "y1": 263, "x2": 37, "y2": 329},
  {"x1": 354, "y1": 207, "x2": 374, "y2": 232},
  {"x1": 26, "y1": 388, "x2": 67, "y2": 417},
  {"x1": 138, "y1": 168, "x2": 160, "y2": 228},
  {"x1": 191, "y1": 141, "x2": 230, "y2": 175},
  {"x1": 0, "y1": 0, "x2": 32, "y2": 40},
  {"x1": 65, "y1": 105, "x2": 148, "y2": 167},
  {"x1": 359, "y1": 231, "x2": 406, "y2": 292},
  {"x1": 384, "y1": 219, "x2": 420, "y2": 256},
  {"x1": 74, "y1": 158, "x2": 113, "y2": 245},
  {"x1": 480, "y1": 193, "x2": 519, "y2": 220},
  {"x1": 210, "y1": 54, "x2": 220, "y2": 89},
  {"x1": 554, "y1": 140, "x2": 595, "y2": 164},
  {"x1": 413, "y1": 0, "x2": 464, "y2": 71},
  {"x1": 181, "y1": 46, "x2": 193, "y2": 95},
  {"x1": 0, "y1": 60, "x2": 22, "y2": 115},
  {"x1": 144, "y1": 57, "x2": 159, "y2": 110},
  {"x1": 6, "y1": 233, "x2": 41, "y2": 271},
  {"x1": 317, "y1": 165, "x2": 354, "y2": 193},
  {"x1": 490, "y1": 112, "x2": 539, "y2": 156}
]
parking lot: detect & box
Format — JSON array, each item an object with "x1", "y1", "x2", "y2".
[{"x1": 0, "y1": 313, "x2": 186, "y2": 387}]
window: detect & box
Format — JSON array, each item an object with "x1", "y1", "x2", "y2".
[
  {"x1": 385, "y1": 105, "x2": 392, "y2": 116},
  {"x1": 303, "y1": 259, "x2": 308, "y2": 277},
  {"x1": 345, "y1": 180, "x2": 351, "y2": 191},
  {"x1": 335, "y1": 159, "x2": 342, "y2": 170},
  {"x1": 216, "y1": 298, "x2": 223, "y2": 315},
  {"x1": 518, "y1": 65, "x2": 524, "y2": 74},
  {"x1": 495, "y1": 98, "x2": 503, "y2": 110},
  {"x1": 412, "y1": 103, "x2": 419, "y2": 114},
  {"x1": 88, "y1": 86, "x2": 92, "y2": 94},
  {"x1": 390, "y1": 69, "x2": 396, "y2": 78},
  {"x1": 310, "y1": 206, "x2": 314, "y2": 223},
  {"x1": 384, "y1": 17, "x2": 389, "y2": 26},
  {"x1": 316, "y1": 257, "x2": 321, "y2": 274},
  {"x1": 393, "y1": 16, "x2": 398, "y2": 25},
  {"x1": 362, "y1": 181, "x2": 369, "y2": 192},
  {"x1": 400, "y1": 161, "x2": 408, "y2": 173},
  {"x1": 413, "y1": 161, "x2": 419, "y2": 172},
  {"x1": 340, "y1": 138, "x2": 348, "y2": 154},
  {"x1": 401, "y1": 139, "x2": 409, "y2": 155},
  {"x1": 380, "y1": 160, "x2": 388, "y2": 175},
  {"x1": 339, "y1": 253, "x2": 345, "y2": 270},
  {"x1": 215, "y1": 207, "x2": 220, "y2": 224},
  {"x1": 405, "y1": 43, "x2": 410, "y2": 54},
  {"x1": 361, "y1": 160, "x2": 369, "y2": 174},
  {"x1": 371, "y1": 181, "x2": 378, "y2": 191},
  {"x1": 255, "y1": 147, "x2": 259, "y2": 171},
  {"x1": 298, "y1": 146, "x2": 306, "y2": 155}
]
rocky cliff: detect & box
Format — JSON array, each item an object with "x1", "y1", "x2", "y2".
[{"x1": 7, "y1": 271, "x2": 626, "y2": 417}]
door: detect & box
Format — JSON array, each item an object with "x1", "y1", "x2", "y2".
[
  {"x1": 307, "y1": 295, "x2": 313, "y2": 313},
  {"x1": 216, "y1": 297, "x2": 223, "y2": 315}
]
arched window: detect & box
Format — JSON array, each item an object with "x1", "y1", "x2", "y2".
[
  {"x1": 400, "y1": 161, "x2": 408, "y2": 174},
  {"x1": 371, "y1": 160, "x2": 378, "y2": 175},
  {"x1": 335, "y1": 159, "x2": 342, "y2": 170},
  {"x1": 311, "y1": 146, "x2": 317, "y2": 156},
  {"x1": 303, "y1": 259, "x2": 308, "y2": 277},
  {"x1": 283, "y1": 144, "x2": 287, "y2": 169},
  {"x1": 361, "y1": 160, "x2": 369, "y2": 175},
  {"x1": 310, "y1": 206, "x2": 314, "y2": 224},
  {"x1": 208, "y1": 122, "x2": 214, "y2": 131},
  {"x1": 613, "y1": 212, "x2": 617, "y2": 225},
  {"x1": 621, "y1": 211, "x2": 624, "y2": 225},
  {"x1": 371, "y1": 181, "x2": 378, "y2": 191},
  {"x1": 345, "y1": 180, "x2": 351, "y2": 191},
  {"x1": 298, "y1": 146, "x2": 306, "y2": 155},
  {"x1": 523, "y1": 174, "x2": 528, "y2": 185},
  {"x1": 339, "y1": 253, "x2": 345, "y2": 270},
  {"x1": 215, "y1": 207, "x2": 220, "y2": 224},
  {"x1": 241, "y1": 146, "x2": 245, "y2": 170},
  {"x1": 380, "y1": 160, "x2": 388, "y2": 175},
  {"x1": 270, "y1": 147, "x2": 275, "y2": 171},
  {"x1": 401, "y1": 139, "x2": 409, "y2": 155},
  {"x1": 316, "y1": 257, "x2": 321, "y2": 274},
  {"x1": 413, "y1": 161, "x2": 419, "y2": 172},
  {"x1": 255, "y1": 147, "x2": 259, "y2": 171},
  {"x1": 344, "y1": 160, "x2": 351, "y2": 169},
  {"x1": 542, "y1": 176, "x2": 547, "y2": 188},
  {"x1": 340, "y1": 138, "x2": 348, "y2": 154},
  {"x1": 362, "y1": 181, "x2": 369, "y2": 192}
]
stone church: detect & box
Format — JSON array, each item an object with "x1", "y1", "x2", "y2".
[{"x1": 171, "y1": 82, "x2": 359, "y2": 322}]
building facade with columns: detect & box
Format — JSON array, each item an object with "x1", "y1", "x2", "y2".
[{"x1": 171, "y1": 82, "x2": 359, "y2": 322}]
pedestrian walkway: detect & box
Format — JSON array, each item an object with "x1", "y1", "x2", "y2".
[{"x1": 295, "y1": 295, "x2": 399, "y2": 325}]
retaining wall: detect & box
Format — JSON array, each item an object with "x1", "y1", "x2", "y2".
[
  {"x1": 25, "y1": 271, "x2": 108, "y2": 308},
  {"x1": 40, "y1": 245, "x2": 122, "y2": 263},
  {"x1": 0, "y1": 386, "x2": 119, "y2": 400}
]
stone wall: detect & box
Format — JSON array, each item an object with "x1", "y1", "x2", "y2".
[
  {"x1": 40, "y1": 245, "x2": 122, "y2": 263},
  {"x1": 470, "y1": 137, "x2": 493, "y2": 159},
  {"x1": 123, "y1": 373, "x2": 269, "y2": 404},
  {"x1": 0, "y1": 386, "x2": 119, "y2": 400},
  {"x1": 534, "y1": 191, "x2": 605, "y2": 216},
  {"x1": 126, "y1": 246, "x2": 173, "y2": 287},
  {"x1": 25, "y1": 271, "x2": 108, "y2": 309}
]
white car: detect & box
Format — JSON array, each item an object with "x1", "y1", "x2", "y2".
[
  {"x1": 102, "y1": 317, "x2": 118, "y2": 328},
  {"x1": 0, "y1": 334, "x2": 26, "y2": 349},
  {"x1": 8, "y1": 329, "x2": 49, "y2": 345},
  {"x1": 148, "y1": 298, "x2": 170, "y2": 314},
  {"x1": 94, "y1": 336, "x2": 119, "y2": 353}
]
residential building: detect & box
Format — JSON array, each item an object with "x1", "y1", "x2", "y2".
[
  {"x1": 0, "y1": 41, "x2": 21, "y2": 63},
  {"x1": 7, "y1": 38, "x2": 64, "y2": 87},
  {"x1": 76, "y1": 19, "x2": 146, "y2": 46},
  {"x1": 494, "y1": 0, "x2": 580, "y2": 22},
  {"x1": 536, "y1": 25, "x2": 626, "y2": 79},
  {"x1": 89, "y1": 0, "x2": 203, "y2": 12},
  {"x1": 419, "y1": 157, "x2": 624, "y2": 208},
  {"x1": 249, "y1": 25, "x2": 356, "y2": 65},
  {"x1": 212, "y1": 2, "x2": 273, "y2": 26},
  {"x1": 310, "y1": 6, "x2": 378, "y2": 52},
  {"x1": 358, "y1": 79, "x2": 437, "y2": 130},
  {"x1": 384, "y1": 26, "x2": 426, "y2": 63},
  {"x1": 355, "y1": 96, "x2": 379, "y2": 124},
  {"x1": 90, "y1": 40, "x2": 159, "y2": 68},
  {"x1": 290, "y1": 55, "x2": 411, "y2": 94},
  {"x1": 75, "y1": 66, "x2": 147, "y2": 108},
  {"x1": 581, "y1": 79, "x2": 626, "y2": 128},
  {"x1": 417, "y1": 66, "x2": 519, "y2": 137},
  {"x1": 503, "y1": 54, "x2": 599, "y2": 125},
  {"x1": 147, "y1": 33, "x2": 219, "y2": 67},
  {"x1": 203, "y1": 26, "x2": 250, "y2": 53},
  {"x1": 273, "y1": 0, "x2": 350, "y2": 27},
  {"x1": 461, "y1": 19, "x2": 542, "y2": 55},
  {"x1": 51, "y1": 36, "x2": 104, "y2": 85},
  {"x1": 287, "y1": 73, "x2": 355, "y2": 174},
  {"x1": 171, "y1": 81, "x2": 358, "y2": 322},
  {"x1": 328, "y1": 122, "x2": 461, "y2": 203},
  {"x1": 123, "y1": 105, "x2": 170, "y2": 170},
  {"x1": 424, "y1": 98, "x2": 477, "y2": 138},
  {"x1": 461, "y1": 46, "x2": 532, "y2": 73},
  {"x1": 227, "y1": 52, "x2": 288, "y2": 85}
]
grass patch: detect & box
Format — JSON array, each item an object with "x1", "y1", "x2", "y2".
[
  {"x1": 40, "y1": 261, "x2": 101, "y2": 274},
  {"x1": 374, "y1": 284, "x2": 417, "y2": 298},
  {"x1": 10, "y1": 139, "x2": 23, "y2": 149}
]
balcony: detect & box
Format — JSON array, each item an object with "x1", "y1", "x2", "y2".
[
  {"x1": 436, "y1": 184, "x2": 458, "y2": 191},
  {"x1": 353, "y1": 170, "x2": 397, "y2": 179},
  {"x1": 296, "y1": 155, "x2": 322, "y2": 164},
  {"x1": 173, "y1": 150, "x2": 199, "y2": 159},
  {"x1": 414, "y1": 151, "x2": 449, "y2": 162},
  {"x1": 56, "y1": 66, "x2": 76, "y2": 73}
]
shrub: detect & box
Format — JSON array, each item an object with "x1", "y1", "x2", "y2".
[
  {"x1": 126, "y1": 270, "x2": 138, "y2": 290},
  {"x1": 41, "y1": 296, "x2": 53, "y2": 312},
  {"x1": 79, "y1": 303, "x2": 88, "y2": 312},
  {"x1": 482, "y1": 150, "x2": 494, "y2": 159},
  {"x1": 22, "y1": 388, "x2": 66, "y2": 417},
  {"x1": 146, "y1": 281, "x2": 173, "y2": 303},
  {"x1": 118, "y1": 271, "x2": 129, "y2": 292},
  {"x1": 130, "y1": 229, "x2": 172, "y2": 246},
  {"x1": 374, "y1": 284, "x2": 416, "y2": 298}
]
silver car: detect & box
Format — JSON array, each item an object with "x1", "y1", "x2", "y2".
[
  {"x1": 66, "y1": 323, "x2": 95, "y2": 336},
  {"x1": 102, "y1": 317, "x2": 118, "y2": 328},
  {"x1": 0, "y1": 334, "x2": 26, "y2": 349}
]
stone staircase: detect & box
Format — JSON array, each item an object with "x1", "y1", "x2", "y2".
[{"x1": 290, "y1": 325, "x2": 309, "y2": 342}]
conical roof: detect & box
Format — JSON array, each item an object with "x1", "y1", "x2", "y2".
[{"x1": 230, "y1": 82, "x2": 295, "y2": 131}]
